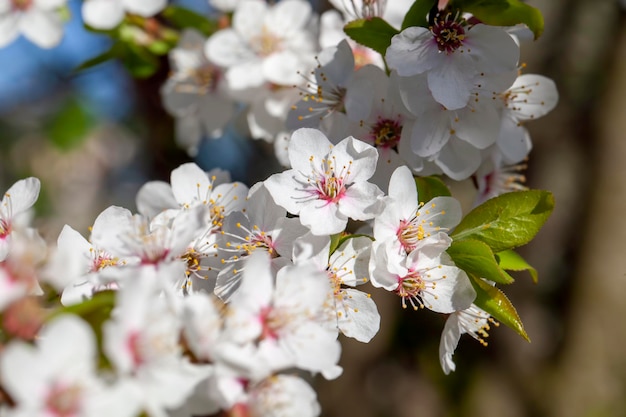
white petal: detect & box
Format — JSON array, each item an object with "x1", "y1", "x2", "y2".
[
  {"x1": 466, "y1": 24, "x2": 520, "y2": 74},
  {"x1": 3, "y1": 177, "x2": 40, "y2": 216},
  {"x1": 427, "y1": 59, "x2": 474, "y2": 110},
  {"x1": 135, "y1": 181, "x2": 177, "y2": 218},
  {"x1": 170, "y1": 163, "x2": 210, "y2": 206},
  {"x1": 82, "y1": 0, "x2": 124, "y2": 29},
  {"x1": 205, "y1": 29, "x2": 254, "y2": 68},
  {"x1": 507, "y1": 74, "x2": 559, "y2": 120},
  {"x1": 265, "y1": 0, "x2": 311, "y2": 35},
  {"x1": 435, "y1": 137, "x2": 482, "y2": 180},
  {"x1": 439, "y1": 313, "x2": 462, "y2": 374},
  {"x1": 337, "y1": 288, "x2": 380, "y2": 342},
  {"x1": 386, "y1": 26, "x2": 437, "y2": 76},
  {"x1": 19, "y1": 9, "x2": 63, "y2": 48},
  {"x1": 122, "y1": 0, "x2": 166, "y2": 17},
  {"x1": 299, "y1": 200, "x2": 347, "y2": 236},
  {"x1": 339, "y1": 181, "x2": 382, "y2": 221},
  {"x1": 0, "y1": 12, "x2": 20, "y2": 48}
]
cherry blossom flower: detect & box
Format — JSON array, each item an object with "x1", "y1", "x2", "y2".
[
  {"x1": 205, "y1": 0, "x2": 317, "y2": 91},
  {"x1": 386, "y1": 13, "x2": 519, "y2": 110},
  {"x1": 0, "y1": 177, "x2": 40, "y2": 262},
  {"x1": 0, "y1": 228, "x2": 45, "y2": 312},
  {"x1": 287, "y1": 40, "x2": 357, "y2": 131},
  {"x1": 1, "y1": 315, "x2": 138, "y2": 417},
  {"x1": 369, "y1": 235, "x2": 475, "y2": 313},
  {"x1": 161, "y1": 29, "x2": 236, "y2": 156},
  {"x1": 215, "y1": 182, "x2": 308, "y2": 301},
  {"x1": 0, "y1": 0, "x2": 66, "y2": 48},
  {"x1": 265, "y1": 128, "x2": 383, "y2": 236},
  {"x1": 293, "y1": 233, "x2": 380, "y2": 343},
  {"x1": 439, "y1": 303, "x2": 498, "y2": 374},
  {"x1": 373, "y1": 166, "x2": 461, "y2": 255},
  {"x1": 103, "y1": 274, "x2": 211, "y2": 416},
  {"x1": 221, "y1": 252, "x2": 342, "y2": 379},
  {"x1": 496, "y1": 73, "x2": 559, "y2": 163}
]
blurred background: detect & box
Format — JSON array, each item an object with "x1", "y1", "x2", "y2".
[{"x1": 1, "y1": 0, "x2": 625, "y2": 416}]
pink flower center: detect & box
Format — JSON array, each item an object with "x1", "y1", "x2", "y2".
[
  {"x1": 431, "y1": 13, "x2": 466, "y2": 54},
  {"x1": 0, "y1": 218, "x2": 10, "y2": 239},
  {"x1": 259, "y1": 306, "x2": 280, "y2": 340},
  {"x1": 395, "y1": 271, "x2": 426, "y2": 310},
  {"x1": 370, "y1": 117, "x2": 402, "y2": 149},
  {"x1": 45, "y1": 383, "x2": 82, "y2": 417},
  {"x1": 317, "y1": 175, "x2": 346, "y2": 203},
  {"x1": 396, "y1": 217, "x2": 426, "y2": 253}
]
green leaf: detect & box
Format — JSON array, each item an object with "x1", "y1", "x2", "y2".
[
  {"x1": 401, "y1": 0, "x2": 436, "y2": 30},
  {"x1": 74, "y1": 43, "x2": 124, "y2": 72},
  {"x1": 454, "y1": 0, "x2": 544, "y2": 39},
  {"x1": 344, "y1": 17, "x2": 400, "y2": 57},
  {"x1": 496, "y1": 249, "x2": 538, "y2": 283},
  {"x1": 414, "y1": 175, "x2": 451, "y2": 203},
  {"x1": 447, "y1": 239, "x2": 514, "y2": 285},
  {"x1": 161, "y1": 5, "x2": 216, "y2": 36},
  {"x1": 469, "y1": 274, "x2": 529, "y2": 341},
  {"x1": 450, "y1": 190, "x2": 554, "y2": 253}
]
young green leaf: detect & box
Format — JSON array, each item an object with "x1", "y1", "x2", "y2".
[
  {"x1": 414, "y1": 175, "x2": 451, "y2": 204},
  {"x1": 496, "y1": 249, "x2": 538, "y2": 283},
  {"x1": 450, "y1": 190, "x2": 554, "y2": 253},
  {"x1": 469, "y1": 274, "x2": 529, "y2": 341},
  {"x1": 74, "y1": 43, "x2": 126, "y2": 72},
  {"x1": 453, "y1": 0, "x2": 544, "y2": 39},
  {"x1": 329, "y1": 233, "x2": 374, "y2": 256},
  {"x1": 161, "y1": 5, "x2": 216, "y2": 36},
  {"x1": 344, "y1": 17, "x2": 400, "y2": 56},
  {"x1": 401, "y1": 0, "x2": 436, "y2": 30},
  {"x1": 447, "y1": 239, "x2": 515, "y2": 285}
]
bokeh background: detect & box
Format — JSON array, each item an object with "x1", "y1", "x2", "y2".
[{"x1": 1, "y1": 0, "x2": 625, "y2": 416}]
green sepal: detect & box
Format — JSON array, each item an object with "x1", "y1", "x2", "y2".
[
  {"x1": 414, "y1": 175, "x2": 451, "y2": 204},
  {"x1": 344, "y1": 17, "x2": 400, "y2": 57},
  {"x1": 329, "y1": 233, "x2": 343, "y2": 256},
  {"x1": 451, "y1": 0, "x2": 544, "y2": 39},
  {"x1": 450, "y1": 190, "x2": 554, "y2": 253},
  {"x1": 147, "y1": 40, "x2": 172, "y2": 56},
  {"x1": 401, "y1": 0, "x2": 436, "y2": 30},
  {"x1": 469, "y1": 274, "x2": 529, "y2": 341},
  {"x1": 161, "y1": 5, "x2": 216, "y2": 36},
  {"x1": 447, "y1": 239, "x2": 514, "y2": 285},
  {"x1": 496, "y1": 249, "x2": 538, "y2": 283}
]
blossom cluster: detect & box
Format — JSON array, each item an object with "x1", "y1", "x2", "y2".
[{"x1": 0, "y1": 0, "x2": 558, "y2": 415}]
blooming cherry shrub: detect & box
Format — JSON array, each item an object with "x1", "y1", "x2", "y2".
[{"x1": 0, "y1": 0, "x2": 558, "y2": 416}]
